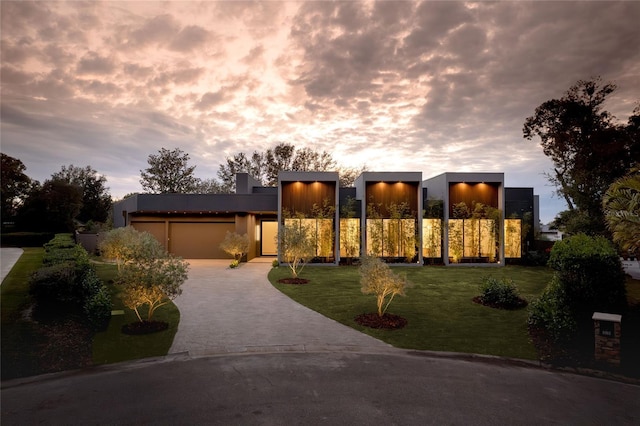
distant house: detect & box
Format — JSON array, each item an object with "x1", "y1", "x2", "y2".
[
  {"x1": 112, "y1": 171, "x2": 538, "y2": 266},
  {"x1": 539, "y1": 223, "x2": 564, "y2": 242}
]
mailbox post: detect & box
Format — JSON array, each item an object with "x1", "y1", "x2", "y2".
[{"x1": 592, "y1": 312, "x2": 622, "y2": 366}]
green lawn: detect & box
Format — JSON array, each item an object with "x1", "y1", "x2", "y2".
[
  {"x1": 1, "y1": 248, "x2": 47, "y2": 379},
  {"x1": 92, "y1": 261, "x2": 180, "y2": 365},
  {"x1": 269, "y1": 265, "x2": 554, "y2": 360}
]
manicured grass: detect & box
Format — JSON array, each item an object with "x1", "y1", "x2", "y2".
[
  {"x1": 1, "y1": 248, "x2": 47, "y2": 379},
  {"x1": 92, "y1": 261, "x2": 180, "y2": 365},
  {"x1": 269, "y1": 265, "x2": 553, "y2": 360}
]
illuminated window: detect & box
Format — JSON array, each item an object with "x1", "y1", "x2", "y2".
[
  {"x1": 366, "y1": 218, "x2": 416, "y2": 260},
  {"x1": 504, "y1": 219, "x2": 521, "y2": 258},
  {"x1": 422, "y1": 219, "x2": 442, "y2": 258},
  {"x1": 448, "y1": 219, "x2": 464, "y2": 263},
  {"x1": 284, "y1": 217, "x2": 335, "y2": 260},
  {"x1": 448, "y1": 219, "x2": 499, "y2": 263},
  {"x1": 339, "y1": 218, "x2": 360, "y2": 257}
]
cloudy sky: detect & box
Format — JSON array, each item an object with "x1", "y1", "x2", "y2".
[{"x1": 2, "y1": 1, "x2": 639, "y2": 223}]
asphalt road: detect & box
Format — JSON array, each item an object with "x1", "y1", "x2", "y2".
[{"x1": 2, "y1": 351, "x2": 639, "y2": 425}]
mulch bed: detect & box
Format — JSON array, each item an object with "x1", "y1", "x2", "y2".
[
  {"x1": 355, "y1": 313, "x2": 407, "y2": 330},
  {"x1": 122, "y1": 320, "x2": 169, "y2": 335},
  {"x1": 472, "y1": 296, "x2": 528, "y2": 310},
  {"x1": 277, "y1": 278, "x2": 309, "y2": 285}
]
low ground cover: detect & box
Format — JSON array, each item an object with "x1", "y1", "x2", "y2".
[{"x1": 269, "y1": 265, "x2": 552, "y2": 360}]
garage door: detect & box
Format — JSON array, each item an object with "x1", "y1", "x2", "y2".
[
  {"x1": 131, "y1": 222, "x2": 166, "y2": 249},
  {"x1": 169, "y1": 222, "x2": 235, "y2": 259}
]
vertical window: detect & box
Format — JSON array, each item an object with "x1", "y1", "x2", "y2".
[
  {"x1": 422, "y1": 219, "x2": 442, "y2": 258},
  {"x1": 504, "y1": 219, "x2": 521, "y2": 258},
  {"x1": 339, "y1": 218, "x2": 360, "y2": 258}
]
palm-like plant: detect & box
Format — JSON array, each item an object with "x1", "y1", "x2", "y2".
[{"x1": 603, "y1": 171, "x2": 640, "y2": 257}]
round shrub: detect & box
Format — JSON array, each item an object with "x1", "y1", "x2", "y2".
[{"x1": 479, "y1": 276, "x2": 523, "y2": 308}]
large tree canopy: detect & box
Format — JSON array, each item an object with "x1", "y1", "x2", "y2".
[
  {"x1": 140, "y1": 147, "x2": 198, "y2": 194},
  {"x1": 18, "y1": 179, "x2": 83, "y2": 232},
  {"x1": 523, "y1": 78, "x2": 639, "y2": 235},
  {"x1": 1, "y1": 153, "x2": 34, "y2": 222},
  {"x1": 216, "y1": 142, "x2": 363, "y2": 192},
  {"x1": 52, "y1": 164, "x2": 112, "y2": 224}
]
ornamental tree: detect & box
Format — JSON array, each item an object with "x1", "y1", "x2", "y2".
[
  {"x1": 219, "y1": 231, "x2": 250, "y2": 261},
  {"x1": 118, "y1": 254, "x2": 189, "y2": 322},
  {"x1": 278, "y1": 217, "x2": 316, "y2": 278},
  {"x1": 99, "y1": 226, "x2": 164, "y2": 272},
  {"x1": 359, "y1": 255, "x2": 409, "y2": 317}
]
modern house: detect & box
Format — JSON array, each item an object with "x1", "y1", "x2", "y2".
[{"x1": 112, "y1": 171, "x2": 537, "y2": 266}]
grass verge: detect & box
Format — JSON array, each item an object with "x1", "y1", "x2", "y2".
[
  {"x1": 1, "y1": 248, "x2": 48, "y2": 379},
  {"x1": 269, "y1": 265, "x2": 553, "y2": 360}
]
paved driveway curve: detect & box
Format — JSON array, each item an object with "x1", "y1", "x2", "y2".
[{"x1": 169, "y1": 259, "x2": 392, "y2": 356}]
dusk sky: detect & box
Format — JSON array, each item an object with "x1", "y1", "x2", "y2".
[{"x1": 2, "y1": 1, "x2": 639, "y2": 223}]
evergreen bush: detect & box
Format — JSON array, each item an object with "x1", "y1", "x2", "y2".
[
  {"x1": 529, "y1": 234, "x2": 627, "y2": 342},
  {"x1": 479, "y1": 276, "x2": 522, "y2": 308}
]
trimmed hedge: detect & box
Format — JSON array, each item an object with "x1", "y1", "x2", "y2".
[
  {"x1": 1, "y1": 232, "x2": 56, "y2": 248},
  {"x1": 29, "y1": 234, "x2": 112, "y2": 329}
]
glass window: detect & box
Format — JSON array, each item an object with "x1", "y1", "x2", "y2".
[
  {"x1": 504, "y1": 219, "x2": 521, "y2": 258},
  {"x1": 422, "y1": 219, "x2": 442, "y2": 258}
]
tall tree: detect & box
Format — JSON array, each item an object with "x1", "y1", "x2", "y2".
[
  {"x1": 18, "y1": 179, "x2": 82, "y2": 232},
  {"x1": 140, "y1": 148, "x2": 198, "y2": 193},
  {"x1": 216, "y1": 143, "x2": 356, "y2": 192},
  {"x1": 1, "y1": 153, "x2": 34, "y2": 223},
  {"x1": 52, "y1": 165, "x2": 111, "y2": 223},
  {"x1": 523, "y1": 78, "x2": 639, "y2": 235}
]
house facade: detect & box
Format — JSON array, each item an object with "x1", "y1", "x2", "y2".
[{"x1": 112, "y1": 171, "x2": 537, "y2": 265}]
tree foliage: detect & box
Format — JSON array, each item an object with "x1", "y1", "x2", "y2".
[
  {"x1": 140, "y1": 147, "x2": 198, "y2": 193},
  {"x1": 106, "y1": 226, "x2": 188, "y2": 322},
  {"x1": 602, "y1": 171, "x2": 640, "y2": 257},
  {"x1": 359, "y1": 255, "x2": 409, "y2": 317},
  {"x1": 118, "y1": 255, "x2": 189, "y2": 322},
  {"x1": 52, "y1": 164, "x2": 112, "y2": 223},
  {"x1": 217, "y1": 142, "x2": 364, "y2": 192},
  {"x1": 99, "y1": 226, "x2": 165, "y2": 272},
  {"x1": 278, "y1": 217, "x2": 316, "y2": 278},
  {"x1": 1, "y1": 153, "x2": 34, "y2": 222},
  {"x1": 523, "y1": 78, "x2": 639, "y2": 235},
  {"x1": 219, "y1": 231, "x2": 250, "y2": 261},
  {"x1": 18, "y1": 179, "x2": 82, "y2": 232},
  {"x1": 529, "y1": 234, "x2": 627, "y2": 342}
]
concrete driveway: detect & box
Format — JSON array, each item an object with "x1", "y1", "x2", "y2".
[{"x1": 169, "y1": 259, "x2": 392, "y2": 356}]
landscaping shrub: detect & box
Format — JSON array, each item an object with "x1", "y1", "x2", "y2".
[
  {"x1": 478, "y1": 276, "x2": 524, "y2": 308},
  {"x1": 272, "y1": 259, "x2": 279, "y2": 268},
  {"x1": 31, "y1": 234, "x2": 112, "y2": 328},
  {"x1": 83, "y1": 286, "x2": 112, "y2": 331},
  {"x1": 529, "y1": 234, "x2": 627, "y2": 343},
  {"x1": 29, "y1": 262, "x2": 78, "y2": 305},
  {"x1": 229, "y1": 259, "x2": 240, "y2": 268}
]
